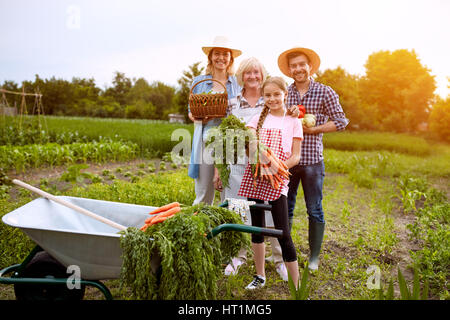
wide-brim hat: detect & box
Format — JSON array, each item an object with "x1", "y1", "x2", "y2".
[
  {"x1": 202, "y1": 36, "x2": 242, "y2": 58},
  {"x1": 278, "y1": 47, "x2": 321, "y2": 77}
]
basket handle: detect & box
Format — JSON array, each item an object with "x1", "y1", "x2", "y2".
[{"x1": 190, "y1": 78, "x2": 227, "y2": 95}]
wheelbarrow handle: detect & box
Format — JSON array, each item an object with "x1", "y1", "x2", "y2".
[
  {"x1": 12, "y1": 179, "x2": 127, "y2": 231},
  {"x1": 207, "y1": 223, "x2": 283, "y2": 239}
]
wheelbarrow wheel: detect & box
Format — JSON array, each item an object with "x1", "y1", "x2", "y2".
[{"x1": 14, "y1": 251, "x2": 86, "y2": 301}]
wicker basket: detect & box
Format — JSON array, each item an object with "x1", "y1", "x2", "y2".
[{"x1": 189, "y1": 79, "x2": 228, "y2": 119}]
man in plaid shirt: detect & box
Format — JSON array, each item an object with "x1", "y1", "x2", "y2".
[{"x1": 278, "y1": 47, "x2": 349, "y2": 271}]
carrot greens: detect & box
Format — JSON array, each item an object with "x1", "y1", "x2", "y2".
[{"x1": 119, "y1": 203, "x2": 249, "y2": 299}]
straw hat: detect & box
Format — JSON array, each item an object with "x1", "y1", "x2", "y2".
[
  {"x1": 202, "y1": 36, "x2": 242, "y2": 58},
  {"x1": 278, "y1": 47, "x2": 321, "y2": 77}
]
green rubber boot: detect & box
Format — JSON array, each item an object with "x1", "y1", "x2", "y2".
[{"x1": 308, "y1": 220, "x2": 325, "y2": 271}]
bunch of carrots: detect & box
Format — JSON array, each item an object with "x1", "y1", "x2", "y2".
[
  {"x1": 140, "y1": 202, "x2": 181, "y2": 231},
  {"x1": 252, "y1": 146, "x2": 290, "y2": 190}
]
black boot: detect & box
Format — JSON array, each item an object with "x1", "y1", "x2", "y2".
[{"x1": 308, "y1": 219, "x2": 325, "y2": 271}]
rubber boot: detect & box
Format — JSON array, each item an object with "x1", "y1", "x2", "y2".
[
  {"x1": 308, "y1": 220, "x2": 325, "y2": 271},
  {"x1": 288, "y1": 217, "x2": 293, "y2": 232}
]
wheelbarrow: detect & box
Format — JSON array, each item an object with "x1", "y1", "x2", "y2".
[{"x1": 0, "y1": 180, "x2": 282, "y2": 300}]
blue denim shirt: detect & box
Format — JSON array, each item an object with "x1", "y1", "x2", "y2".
[{"x1": 188, "y1": 74, "x2": 241, "y2": 179}]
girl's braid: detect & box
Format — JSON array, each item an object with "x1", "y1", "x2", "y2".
[{"x1": 256, "y1": 104, "x2": 270, "y2": 138}]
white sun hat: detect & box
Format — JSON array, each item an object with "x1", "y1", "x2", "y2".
[{"x1": 202, "y1": 36, "x2": 242, "y2": 58}]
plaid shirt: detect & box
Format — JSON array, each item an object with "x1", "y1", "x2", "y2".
[
  {"x1": 287, "y1": 78, "x2": 349, "y2": 166},
  {"x1": 237, "y1": 93, "x2": 265, "y2": 109}
]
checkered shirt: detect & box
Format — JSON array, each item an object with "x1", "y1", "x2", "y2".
[
  {"x1": 287, "y1": 78, "x2": 349, "y2": 166},
  {"x1": 237, "y1": 94, "x2": 265, "y2": 109}
]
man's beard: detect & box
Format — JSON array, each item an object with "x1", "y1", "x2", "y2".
[{"x1": 294, "y1": 71, "x2": 308, "y2": 83}]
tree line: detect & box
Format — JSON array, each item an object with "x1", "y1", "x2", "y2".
[
  {"x1": 1, "y1": 72, "x2": 188, "y2": 120},
  {"x1": 1, "y1": 49, "x2": 449, "y2": 141}
]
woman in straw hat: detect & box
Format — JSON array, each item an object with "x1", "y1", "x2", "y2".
[{"x1": 188, "y1": 36, "x2": 242, "y2": 205}]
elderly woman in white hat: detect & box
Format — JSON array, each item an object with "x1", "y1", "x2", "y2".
[{"x1": 188, "y1": 36, "x2": 242, "y2": 205}]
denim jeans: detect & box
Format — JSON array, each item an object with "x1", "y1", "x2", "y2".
[{"x1": 287, "y1": 160, "x2": 325, "y2": 224}]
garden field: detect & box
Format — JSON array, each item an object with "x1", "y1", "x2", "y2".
[{"x1": 0, "y1": 116, "x2": 448, "y2": 300}]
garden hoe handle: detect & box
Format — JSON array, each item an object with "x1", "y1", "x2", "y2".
[{"x1": 12, "y1": 179, "x2": 127, "y2": 231}]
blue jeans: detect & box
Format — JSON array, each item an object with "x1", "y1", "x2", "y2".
[{"x1": 287, "y1": 160, "x2": 325, "y2": 224}]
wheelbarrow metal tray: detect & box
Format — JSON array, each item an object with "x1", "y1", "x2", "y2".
[{"x1": 2, "y1": 196, "x2": 155, "y2": 280}]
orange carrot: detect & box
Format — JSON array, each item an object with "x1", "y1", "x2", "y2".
[
  {"x1": 273, "y1": 173, "x2": 284, "y2": 184},
  {"x1": 148, "y1": 202, "x2": 180, "y2": 215},
  {"x1": 157, "y1": 206, "x2": 181, "y2": 218},
  {"x1": 266, "y1": 162, "x2": 279, "y2": 176},
  {"x1": 140, "y1": 224, "x2": 149, "y2": 231},
  {"x1": 263, "y1": 150, "x2": 287, "y2": 175},
  {"x1": 266, "y1": 148, "x2": 288, "y2": 170},
  {"x1": 145, "y1": 206, "x2": 181, "y2": 224},
  {"x1": 254, "y1": 163, "x2": 260, "y2": 178},
  {"x1": 269, "y1": 156, "x2": 289, "y2": 176},
  {"x1": 145, "y1": 215, "x2": 158, "y2": 224},
  {"x1": 150, "y1": 215, "x2": 168, "y2": 225},
  {"x1": 278, "y1": 159, "x2": 289, "y2": 171},
  {"x1": 273, "y1": 179, "x2": 280, "y2": 190},
  {"x1": 277, "y1": 168, "x2": 290, "y2": 179},
  {"x1": 267, "y1": 174, "x2": 276, "y2": 189},
  {"x1": 270, "y1": 153, "x2": 288, "y2": 171},
  {"x1": 260, "y1": 165, "x2": 269, "y2": 181}
]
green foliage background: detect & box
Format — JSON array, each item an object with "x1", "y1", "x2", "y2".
[{"x1": 2, "y1": 49, "x2": 448, "y2": 141}]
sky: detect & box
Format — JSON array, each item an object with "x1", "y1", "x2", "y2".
[{"x1": 1, "y1": 0, "x2": 449, "y2": 98}]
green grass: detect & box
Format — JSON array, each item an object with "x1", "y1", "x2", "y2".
[
  {"x1": 0, "y1": 196, "x2": 35, "y2": 269},
  {"x1": 67, "y1": 170, "x2": 195, "y2": 207},
  {"x1": 324, "y1": 131, "x2": 440, "y2": 156},
  {"x1": 324, "y1": 148, "x2": 450, "y2": 179}
]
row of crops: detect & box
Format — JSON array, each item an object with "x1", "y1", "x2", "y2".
[{"x1": 0, "y1": 116, "x2": 192, "y2": 172}]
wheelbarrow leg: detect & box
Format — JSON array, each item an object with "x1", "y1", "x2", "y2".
[
  {"x1": 16, "y1": 245, "x2": 44, "y2": 274},
  {"x1": 1, "y1": 245, "x2": 113, "y2": 300},
  {"x1": 0, "y1": 245, "x2": 43, "y2": 284}
]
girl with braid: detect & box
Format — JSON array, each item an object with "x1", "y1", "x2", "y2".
[{"x1": 238, "y1": 76, "x2": 303, "y2": 290}]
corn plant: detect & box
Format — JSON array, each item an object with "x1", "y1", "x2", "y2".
[
  {"x1": 379, "y1": 267, "x2": 429, "y2": 300},
  {"x1": 377, "y1": 278, "x2": 395, "y2": 300},
  {"x1": 397, "y1": 267, "x2": 429, "y2": 300},
  {"x1": 60, "y1": 164, "x2": 91, "y2": 184},
  {"x1": 287, "y1": 264, "x2": 310, "y2": 300},
  {"x1": 398, "y1": 175, "x2": 429, "y2": 214}
]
